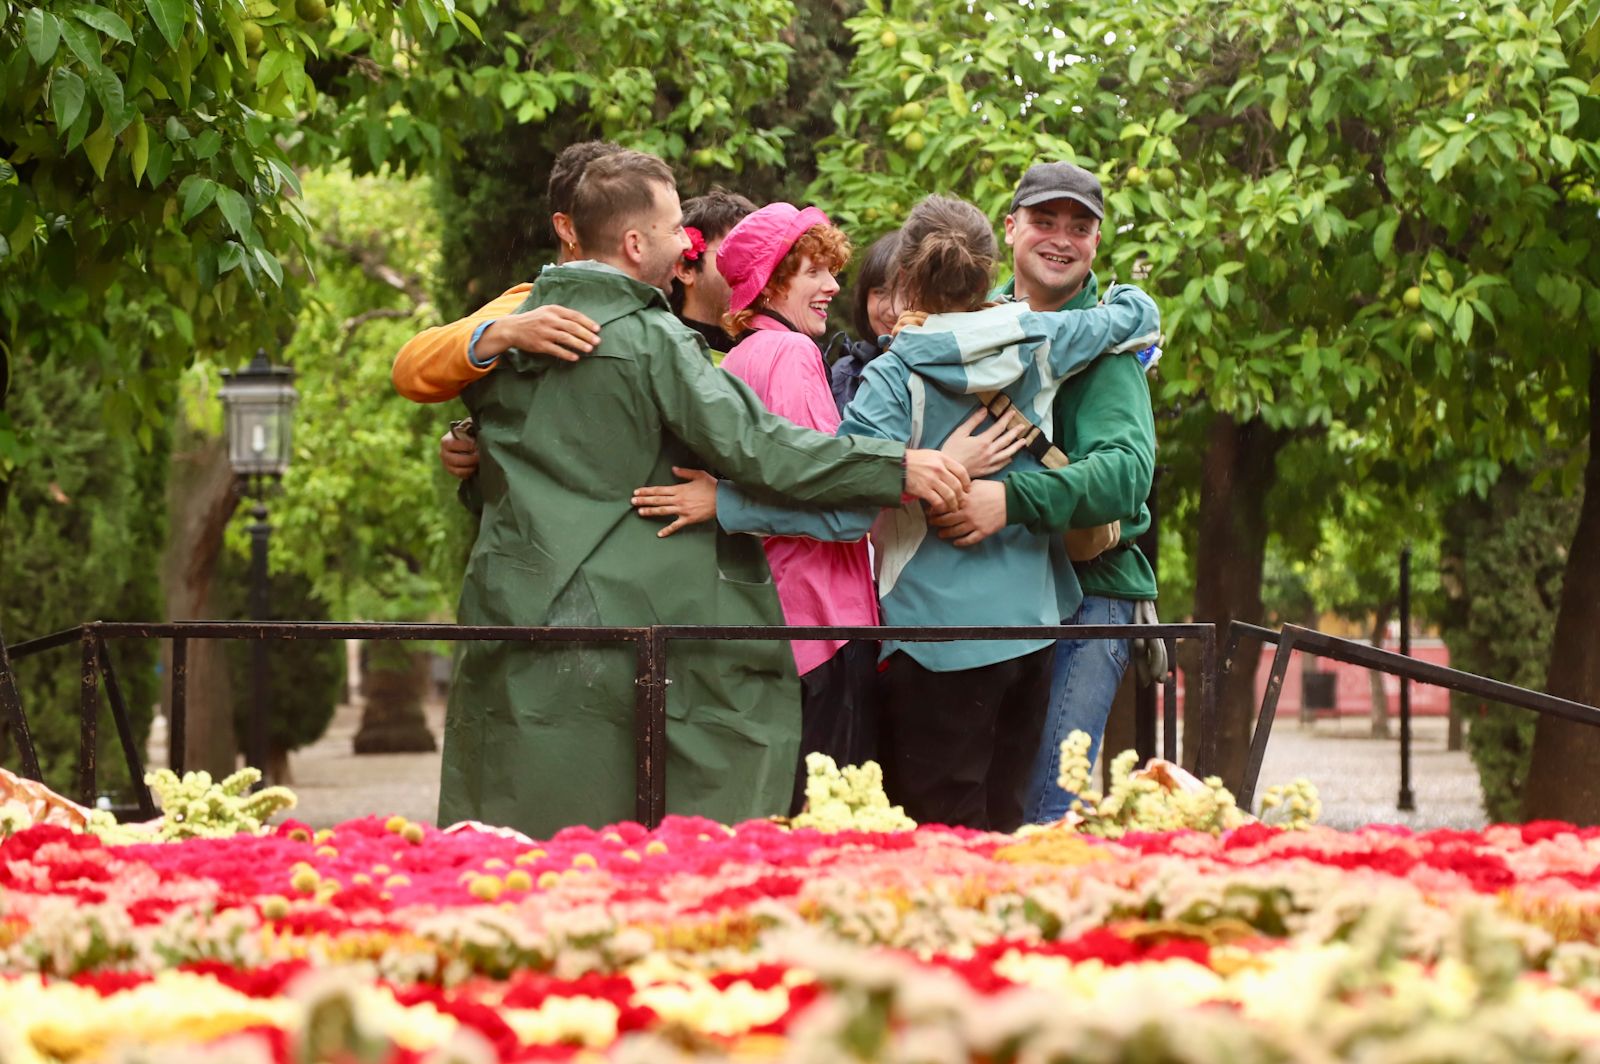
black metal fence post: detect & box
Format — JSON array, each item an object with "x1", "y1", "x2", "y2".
[
  {"x1": 647, "y1": 627, "x2": 669, "y2": 827},
  {"x1": 632, "y1": 631, "x2": 657, "y2": 827},
  {"x1": 1398, "y1": 547, "x2": 1416, "y2": 812},
  {"x1": 78, "y1": 626, "x2": 100, "y2": 806},
  {"x1": 1239, "y1": 632, "x2": 1298, "y2": 810},
  {"x1": 248, "y1": 499, "x2": 271, "y2": 779},
  {"x1": 1162, "y1": 637, "x2": 1178, "y2": 762},
  {"x1": 1133, "y1": 468, "x2": 1163, "y2": 763},
  {"x1": 0, "y1": 622, "x2": 43, "y2": 781},
  {"x1": 169, "y1": 637, "x2": 188, "y2": 776},
  {"x1": 1198, "y1": 626, "x2": 1218, "y2": 777},
  {"x1": 96, "y1": 638, "x2": 157, "y2": 818}
]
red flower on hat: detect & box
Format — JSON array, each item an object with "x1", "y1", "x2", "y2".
[{"x1": 682, "y1": 226, "x2": 707, "y2": 262}]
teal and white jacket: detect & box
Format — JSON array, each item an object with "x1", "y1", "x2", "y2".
[{"x1": 717, "y1": 284, "x2": 1161, "y2": 672}]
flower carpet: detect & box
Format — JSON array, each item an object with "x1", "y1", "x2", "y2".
[{"x1": 6, "y1": 796, "x2": 1600, "y2": 1064}]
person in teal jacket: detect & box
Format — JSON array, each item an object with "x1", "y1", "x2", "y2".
[
  {"x1": 702, "y1": 196, "x2": 1160, "y2": 831},
  {"x1": 932, "y1": 162, "x2": 1160, "y2": 823}
]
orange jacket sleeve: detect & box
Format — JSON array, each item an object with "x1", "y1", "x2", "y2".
[{"x1": 391, "y1": 283, "x2": 533, "y2": 403}]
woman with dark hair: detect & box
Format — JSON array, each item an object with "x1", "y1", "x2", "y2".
[{"x1": 828, "y1": 229, "x2": 902, "y2": 413}]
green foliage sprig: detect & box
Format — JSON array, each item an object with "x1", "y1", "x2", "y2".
[{"x1": 87, "y1": 767, "x2": 296, "y2": 842}]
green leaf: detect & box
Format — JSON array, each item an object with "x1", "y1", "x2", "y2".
[
  {"x1": 1129, "y1": 48, "x2": 1149, "y2": 86},
  {"x1": 86, "y1": 66, "x2": 124, "y2": 123},
  {"x1": 452, "y1": 8, "x2": 481, "y2": 40},
  {"x1": 1206, "y1": 272, "x2": 1229, "y2": 308},
  {"x1": 82, "y1": 119, "x2": 115, "y2": 179},
  {"x1": 215, "y1": 186, "x2": 251, "y2": 237},
  {"x1": 252, "y1": 246, "x2": 284, "y2": 286},
  {"x1": 126, "y1": 118, "x2": 150, "y2": 183},
  {"x1": 1549, "y1": 133, "x2": 1576, "y2": 169},
  {"x1": 218, "y1": 240, "x2": 247, "y2": 274},
  {"x1": 1372, "y1": 215, "x2": 1398, "y2": 262},
  {"x1": 73, "y1": 5, "x2": 133, "y2": 42},
  {"x1": 257, "y1": 49, "x2": 292, "y2": 88},
  {"x1": 51, "y1": 68, "x2": 87, "y2": 131},
  {"x1": 1286, "y1": 133, "x2": 1306, "y2": 170},
  {"x1": 59, "y1": 19, "x2": 102, "y2": 70},
  {"x1": 191, "y1": 129, "x2": 222, "y2": 160},
  {"x1": 1452, "y1": 301, "x2": 1473, "y2": 344},
  {"x1": 145, "y1": 139, "x2": 173, "y2": 187},
  {"x1": 1269, "y1": 94, "x2": 1288, "y2": 130},
  {"x1": 179, "y1": 174, "x2": 217, "y2": 223},
  {"x1": 25, "y1": 8, "x2": 62, "y2": 65},
  {"x1": 144, "y1": 0, "x2": 186, "y2": 49}
]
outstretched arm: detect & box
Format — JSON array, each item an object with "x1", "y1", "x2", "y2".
[
  {"x1": 641, "y1": 334, "x2": 966, "y2": 511},
  {"x1": 707, "y1": 355, "x2": 919, "y2": 541},
  {"x1": 1024, "y1": 283, "x2": 1162, "y2": 385},
  {"x1": 392, "y1": 284, "x2": 601, "y2": 403}
]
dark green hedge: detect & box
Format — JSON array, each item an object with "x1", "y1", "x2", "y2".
[
  {"x1": 1438, "y1": 465, "x2": 1579, "y2": 823},
  {"x1": 1, "y1": 356, "x2": 165, "y2": 802}
]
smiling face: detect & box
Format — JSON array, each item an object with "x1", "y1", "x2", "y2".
[
  {"x1": 766, "y1": 254, "x2": 841, "y2": 338},
  {"x1": 865, "y1": 285, "x2": 901, "y2": 337},
  {"x1": 632, "y1": 181, "x2": 691, "y2": 292},
  {"x1": 1003, "y1": 198, "x2": 1102, "y2": 311}
]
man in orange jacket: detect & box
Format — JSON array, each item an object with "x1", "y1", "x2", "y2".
[{"x1": 392, "y1": 140, "x2": 621, "y2": 477}]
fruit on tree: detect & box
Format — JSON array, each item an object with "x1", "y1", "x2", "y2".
[
  {"x1": 295, "y1": 0, "x2": 327, "y2": 21},
  {"x1": 1152, "y1": 167, "x2": 1176, "y2": 190},
  {"x1": 880, "y1": 29, "x2": 898, "y2": 48},
  {"x1": 692, "y1": 148, "x2": 716, "y2": 168},
  {"x1": 1402, "y1": 286, "x2": 1422, "y2": 310},
  {"x1": 1414, "y1": 321, "x2": 1435, "y2": 343},
  {"x1": 900, "y1": 101, "x2": 925, "y2": 121},
  {"x1": 602, "y1": 103, "x2": 625, "y2": 123},
  {"x1": 243, "y1": 21, "x2": 265, "y2": 55},
  {"x1": 903, "y1": 131, "x2": 926, "y2": 152},
  {"x1": 1126, "y1": 165, "x2": 1147, "y2": 185}
]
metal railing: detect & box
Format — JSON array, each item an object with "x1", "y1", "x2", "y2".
[
  {"x1": 1224, "y1": 621, "x2": 1600, "y2": 809},
  {"x1": 2, "y1": 620, "x2": 1217, "y2": 826}
]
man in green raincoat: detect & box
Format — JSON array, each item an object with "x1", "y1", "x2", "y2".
[{"x1": 442, "y1": 150, "x2": 969, "y2": 839}]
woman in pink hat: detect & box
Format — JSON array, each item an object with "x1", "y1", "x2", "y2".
[
  {"x1": 632, "y1": 203, "x2": 1019, "y2": 814},
  {"x1": 659, "y1": 203, "x2": 877, "y2": 813}
]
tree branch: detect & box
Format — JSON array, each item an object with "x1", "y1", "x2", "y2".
[{"x1": 319, "y1": 233, "x2": 431, "y2": 306}]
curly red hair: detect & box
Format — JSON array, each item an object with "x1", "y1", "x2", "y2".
[{"x1": 723, "y1": 225, "x2": 853, "y2": 335}]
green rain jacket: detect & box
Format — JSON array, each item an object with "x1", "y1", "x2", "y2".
[{"x1": 442, "y1": 263, "x2": 906, "y2": 839}]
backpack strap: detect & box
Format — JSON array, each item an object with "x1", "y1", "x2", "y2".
[{"x1": 972, "y1": 390, "x2": 1120, "y2": 562}]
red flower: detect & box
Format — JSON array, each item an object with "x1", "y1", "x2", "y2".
[{"x1": 682, "y1": 226, "x2": 707, "y2": 262}]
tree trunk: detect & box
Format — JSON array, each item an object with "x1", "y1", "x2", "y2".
[
  {"x1": 161, "y1": 431, "x2": 240, "y2": 777},
  {"x1": 1522, "y1": 351, "x2": 1600, "y2": 823},
  {"x1": 352, "y1": 641, "x2": 437, "y2": 754},
  {"x1": 1182, "y1": 414, "x2": 1287, "y2": 789},
  {"x1": 1369, "y1": 601, "x2": 1393, "y2": 739}
]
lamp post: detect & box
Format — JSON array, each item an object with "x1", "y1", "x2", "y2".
[{"x1": 218, "y1": 352, "x2": 298, "y2": 779}]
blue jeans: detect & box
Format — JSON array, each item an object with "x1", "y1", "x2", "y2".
[{"x1": 1024, "y1": 595, "x2": 1135, "y2": 824}]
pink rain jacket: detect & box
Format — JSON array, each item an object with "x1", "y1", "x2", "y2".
[{"x1": 719, "y1": 316, "x2": 879, "y2": 675}]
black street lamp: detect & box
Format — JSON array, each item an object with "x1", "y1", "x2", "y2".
[{"x1": 219, "y1": 352, "x2": 298, "y2": 778}]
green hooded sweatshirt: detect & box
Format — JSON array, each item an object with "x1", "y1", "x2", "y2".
[
  {"x1": 990, "y1": 275, "x2": 1157, "y2": 602},
  {"x1": 444, "y1": 263, "x2": 906, "y2": 839}
]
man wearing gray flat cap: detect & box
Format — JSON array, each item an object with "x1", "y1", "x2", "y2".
[{"x1": 931, "y1": 159, "x2": 1162, "y2": 825}]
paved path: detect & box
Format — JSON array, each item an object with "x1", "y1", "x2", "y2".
[{"x1": 152, "y1": 702, "x2": 1487, "y2": 831}]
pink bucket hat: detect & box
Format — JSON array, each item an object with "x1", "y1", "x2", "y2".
[{"x1": 716, "y1": 203, "x2": 832, "y2": 313}]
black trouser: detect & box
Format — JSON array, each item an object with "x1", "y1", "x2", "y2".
[
  {"x1": 879, "y1": 645, "x2": 1055, "y2": 832},
  {"x1": 791, "y1": 639, "x2": 883, "y2": 815}
]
